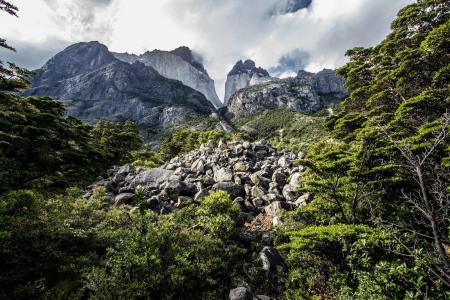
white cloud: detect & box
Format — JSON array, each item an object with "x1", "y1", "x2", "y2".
[{"x1": 1, "y1": 0, "x2": 414, "y2": 100}]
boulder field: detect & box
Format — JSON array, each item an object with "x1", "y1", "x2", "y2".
[{"x1": 87, "y1": 139, "x2": 312, "y2": 225}]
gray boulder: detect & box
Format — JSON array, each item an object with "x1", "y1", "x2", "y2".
[
  {"x1": 214, "y1": 167, "x2": 234, "y2": 182},
  {"x1": 213, "y1": 182, "x2": 245, "y2": 198},
  {"x1": 229, "y1": 287, "x2": 252, "y2": 300},
  {"x1": 113, "y1": 193, "x2": 135, "y2": 205}
]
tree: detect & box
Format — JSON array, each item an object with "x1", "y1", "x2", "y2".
[
  {"x1": 0, "y1": 0, "x2": 31, "y2": 92},
  {"x1": 300, "y1": 0, "x2": 450, "y2": 289}
]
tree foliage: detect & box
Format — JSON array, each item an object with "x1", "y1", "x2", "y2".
[{"x1": 287, "y1": 0, "x2": 450, "y2": 296}]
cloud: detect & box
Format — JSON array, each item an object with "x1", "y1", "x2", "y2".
[
  {"x1": 164, "y1": 0, "x2": 413, "y2": 98},
  {"x1": 41, "y1": 0, "x2": 118, "y2": 44},
  {"x1": 0, "y1": 37, "x2": 69, "y2": 69},
  {"x1": 270, "y1": 0, "x2": 313, "y2": 15},
  {"x1": 1, "y1": 0, "x2": 414, "y2": 101},
  {"x1": 269, "y1": 49, "x2": 310, "y2": 78}
]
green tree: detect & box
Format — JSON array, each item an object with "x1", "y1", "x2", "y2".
[{"x1": 302, "y1": 0, "x2": 450, "y2": 288}]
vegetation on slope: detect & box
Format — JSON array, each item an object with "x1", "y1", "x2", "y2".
[{"x1": 235, "y1": 109, "x2": 328, "y2": 152}]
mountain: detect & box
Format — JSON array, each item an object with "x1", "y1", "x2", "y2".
[
  {"x1": 224, "y1": 60, "x2": 273, "y2": 105},
  {"x1": 24, "y1": 41, "x2": 215, "y2": 140},
  {"x1": 227, "y1": 69, "x2": 348, "y2": 118},
  {"x1": 113, "y1": 47, "x2": 223, "y2": 108}
]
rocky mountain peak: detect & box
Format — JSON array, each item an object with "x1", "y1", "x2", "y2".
[
  {"x1": 113, "y1": 47, "x2": 222, "y2": 108},
  {"x1": 25, "y1": 42, "x2": 216, "y2": 143},
  {"x1": 228, "y1": 59, "x2": 269, "y2": 77},
  {"x1": 227, "y1": 69, "x2": 348, "y2": 118},
  {"x1": 170, "y1": 46, "x2": 208, "y2": 75},
  {"x1": 224, "y1": 59, "x2": 272, "y2": 104},
  {"x1": 33, "y1": 41, "x2": 116, "y2": 87}
]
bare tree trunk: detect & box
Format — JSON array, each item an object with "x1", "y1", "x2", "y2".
[{"x1": 416, "y1": 165, "x2": 450, "y2": 271}]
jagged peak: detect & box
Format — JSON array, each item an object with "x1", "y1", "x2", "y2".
[
  {"x1": 170, "y1": 46, "x2": 208, "y2": 75},
  {"x1": 228, "y1": 59, "x2": 269, "y2": 77}
]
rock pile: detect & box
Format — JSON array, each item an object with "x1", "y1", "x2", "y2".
[{"x1": 87, "y1": 139, "x2": 312, "y2": 223}]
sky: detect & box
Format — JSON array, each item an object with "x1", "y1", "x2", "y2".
[{"x1": 0, "y1": 0, "x2": 414, "y2": 100}]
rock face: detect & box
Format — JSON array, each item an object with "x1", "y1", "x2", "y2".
[
  {"x1": 24, "y1": 42, "x2": 215, "y2": 136},
  {"x1": 87, "y1": 140, "x2": 311, "y2": 218},
  {"x1": 113, "y1": 47, "x2": 223, "y2": 108},
  {"x1": 224, "y1": 60, "x2": 273, "y2": 105},
  {"x1": 227, "y1": 69, "x2": 348, "y2": 118}
]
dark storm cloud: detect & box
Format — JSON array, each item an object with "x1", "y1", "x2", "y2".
[{"x1": 269, "y1": 49, "x2": 310, "y2": 77}]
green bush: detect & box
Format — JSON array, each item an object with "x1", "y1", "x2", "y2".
[{"x1": 83, "y1": 191, "x2": 246, "y2": 299}]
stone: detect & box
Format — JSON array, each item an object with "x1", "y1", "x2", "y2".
[
  {"x1": 250, "y1": 172, "x2": 271, "y2": 189},
  {"x1": 213, "y1": 182, "x2": 245, "y2": 198},
  {"x1": 173, "y1": 167, "x2": 188, "y2": 176},
  {"x1": 252, "y1": 197, "x2": 266, "y2": 208},
  {"x1": 298, "y1": 151, "x2": 306, "y2": 159},
  {"x1": 282, "y1": 184, "x2": 297, "y2": 202},
  {"x1": 214, "y1": 167, "x2": 234, "y2": 182},
  {"x1": 264, "y1": 201, "x2": 293, "y2": 217},
  {"x1": 145, "y1": 196, "x2": 161, "y2": 210},
  {"x1": 271, "y1": 170, "x2": 287, "y2": 185},
  {"x1": 262, "y1": 193, "x2": 280, "y2": 203},
  {"x1": 218, "y1": 139, "x2": 228, "y2": 150},
  {"x1": 229, "y1": 287, "x2": 252, "y2": 300},
  {"x1": 289, "y1": 172, "x2": 303, "y2": 188},
  {"x1": 163, "y1": 181, "x2": 184, "y2": 200},
  {"x1": 190, "y1": 159, "x2": 205, "y2": 174},
  {"x1": 294, "y1": 192, "x2": 313, "y2": 207},
  {"x1": 130, "y1": 168, "x2": 174, "y2": 188},
  {"x1": 272, "y1": 216, "x2": 283, "y2": 226},
  {"x1": 113, "y1": 193, "x2": 135, "y2": 205},
  {"x1": 251, "y1": 186, "x2": 266, "y2": 198},
  {"x1": 233, "y1": 162, "x2": 249, "y2": 172},
  {"x1": 169, "y1": 174, "x2": 183, "y2": 182},
  {"x1": 117, "y1": 163, "x2": 134, "y2": 175},
  {"x1": 278, "y1": 156, "x2": 291, "y2": 168},
  {"x1": 260, "y1": 246, "x2": 285, "y2": 277}
]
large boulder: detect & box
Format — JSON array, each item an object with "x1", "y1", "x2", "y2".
[
  {"x1": 113, "y1": 193, "x2": 135, "y2": 205},
  {"x1": 214, "y1": 167, "x2": 234, "y2": 182},
  {"x1": 213, "y1": 182, "x2": 245, "y2": 198},
  {"x1": 229, "y1": 287, "x2": 252, "y2": 300},
  {"x1": 264, "y1": 201, "x2": 294, "y2": 217},
  {"x1": 130, "y1": 168, "x2": 174, "y2": 188}
]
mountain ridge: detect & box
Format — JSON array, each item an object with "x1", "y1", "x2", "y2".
[
  {"x1": 113, "y1": 47, "x2": 223, "y2": 108},
  {"x1": 24, "y1": 41, "x2": 216, "y2": 142}
]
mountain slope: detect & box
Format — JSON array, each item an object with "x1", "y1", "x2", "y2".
[
  {"x1": 113, "y1": 47, "x2": 223, "y2": 108},
  {"x1": 227, "y1": 69, "x2": 347, "y2": 118},
  {"x1": 24, "y1": 42, "x2": 215, "y2": 140}
]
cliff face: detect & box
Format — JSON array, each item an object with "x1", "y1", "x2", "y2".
[
  {"x1": 113, "y1": 47, "x2": 223, "y2": 108},
  {"x1": 24, "y1": 42, "x2": 215, "y2": 140},
  {"x1": 227, "y1": 69, "x2": 348, "y2": 118},
  {"x1": 224, "y1": 60, "x2": 273, "y2": 105}
]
